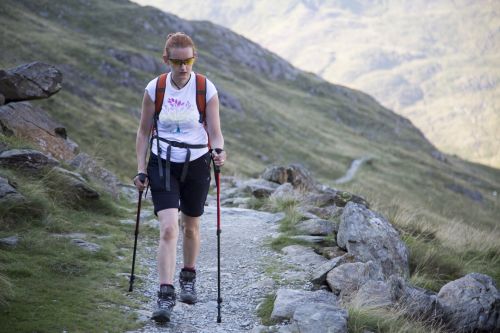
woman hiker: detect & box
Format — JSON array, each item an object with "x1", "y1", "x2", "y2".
[{"x1": 133, "y1": 32, "x2": 226, "y2": 323}]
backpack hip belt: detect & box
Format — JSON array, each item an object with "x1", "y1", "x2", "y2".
[{"x1": 151, "y1": 135, "x2": 207, "y2": 191}]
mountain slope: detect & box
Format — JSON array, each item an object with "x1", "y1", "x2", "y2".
[
  {"x1": 1, "y1": 0, "x2": 499, "y2": 274},
  {"x1": 134, "y1": 0, "x2": 500, "y2": 168}
]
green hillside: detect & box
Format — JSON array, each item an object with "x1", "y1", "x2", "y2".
[{"x1": 1, "y1": 0, "x2": 499, "y2": 331}]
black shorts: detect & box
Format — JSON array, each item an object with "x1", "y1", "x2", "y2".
[{"x1": 147, "y1": 152, "x2": 211, "y2": 217}]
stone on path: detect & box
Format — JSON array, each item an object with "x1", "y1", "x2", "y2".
[
  {"x1": 292, "y1": 303, "x2": 348, "y2": 333},
  {"x1": 281, "y1": 245, "x2": 327, "y2": 268},
  {"x1": 71, "y1": 239, "x2": 100, "y2": 253},
  {"x1": 311, "y1": 253, "x2": 357, "y2": 285},
  {"x1": 296, "y1": 218, "x2": 336, "y2": 236},
  {"x1": 271, "y1": 288, "x2": 337, "y2": 320}
]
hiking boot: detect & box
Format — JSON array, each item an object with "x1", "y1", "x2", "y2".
[
  {"x1": 179, "y1": 269, "x2": 197, "y2": 304},
  {"x1": 152, "y1": 285, "x2": 176, "y2": 323}
]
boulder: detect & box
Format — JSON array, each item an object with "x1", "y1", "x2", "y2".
[
  {"x1": 290, "y1": 235, "x2": 327, "y2": 243},
  {"x1": 0, "y1": 149, "x2": 59, "y2": 170},
  {"x1": 319, "y1": 246, "x2": 348, "y2": 260},
  {"x1": 326, "y1": 261, "x2": 384, "y2": 300},
  {"x1": 389, "y1": 276, "x2": 443, "y2": 322},
  {"x1": 352, "y1": 280, "x2": 394, "y2": 308},
  {"x1": 271, "y1": 288, "x2": 337, "y2": 320},
  {"x1": 240, "y1": 178, "x2": 280, "y2": 198},
  {"x1": 292, "y1": 303, "x2": 348, "y2": 333},
  {"x1": 0, "y1": 102, "x2": 79, "y2": 161},
  {"x1": 281, "y1": 245, "x2": 328, "y2": 268},
  {"x1": 0, "y1": 62, "x2": 62, "y2": 102},
  {"x1": 437, "y1": 273, "x2": 500, "y2": 332},
  {"x1": 337, "y1": 202, "x2": 409, "y2": 278},
  {"x1": 69, "y1": 153, "x2": 120, "y2": 198},
  {"x1": 296, "y1": 218, "x2": 336, "y2": 236},
  {"x1": 47, "y1": 167, "x2": 99, "y2": 201},
  {"x1": 306, "y1": 205, "x2": 343, "y2": 220},
  {"x1": 311, "y1": 253, "x2": 357, "y2": 285},
  {"x1": 0, "y1": 176, "x2": 25, "y2": 204},
  {"x1": 270, "y1": 182, "x2": 295, "y2": 201},
  {"x1": 0, "y1": 93, "x2": 4, "y2": 106},
  {"x1": 262, "y1": 164, "x2": 316, "y2": 190}
]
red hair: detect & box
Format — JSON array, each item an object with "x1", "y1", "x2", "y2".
[{"x1": 163, "y1": 32, "x2": 197, "y2": 58}]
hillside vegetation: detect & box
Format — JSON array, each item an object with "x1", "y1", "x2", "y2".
[
  {"x1": 141, "y1": 0, "x2": 500, "y2": 168},
  {"x1": 1, "y1": 0, "x2": 499, "y2": 331}
]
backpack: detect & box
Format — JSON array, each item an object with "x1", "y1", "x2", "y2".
[
  {"x1": 150, "y1": 72, "x2": 209, "y2": 190},
  {"x1": 154, "y1": 72, "x2": 207, "y2": 124}
]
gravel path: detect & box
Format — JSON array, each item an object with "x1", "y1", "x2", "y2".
[{"x1": 126, "y1": 202, "x2": 284, "y2": 333}]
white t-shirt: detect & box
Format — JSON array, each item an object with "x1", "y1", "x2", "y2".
[{"x1": 145, "y1": 72, "x2": 217, "y2": 162}]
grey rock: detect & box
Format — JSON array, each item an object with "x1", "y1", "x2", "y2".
[
  {"x1": 303, "y1": 192, "x2": 338, "y2": 207},
  {"x1": 319, "y1": 246, "x2": 348, "y2": 260},
  {"x1": 0, "y1": 93, "x2": 4, "y2": 105},
  {"x1": 69, "y1": 153, "x2": 120, "y2": 198},
  {"x1": 446, "y1": 183, "x2": 484, "y2": 202},
  {"x1": 71, "y1": 239, "x2": 100, "y2": 252},
  {"x1": 306, "y1": 205, "x2": 343, "y2": 221},
  {"x1": 262, "y1": 164, "x2": 316, "y2": 190},
  {"x1": 389, "y1": 276, "x2": 443, "y2": 322},
  {"x1": 296, "y1": 206, "x2": 321, "y2": 220},
  {"x1": 0, "y1": 102, "x2": 79, "y2": 161},
  {"x1": 271, "y1": 288, "x2": 337, "y2": 320},
  {"x1": 290, "y1": 235, "x2": 327, "y2": 243},
  {"x1": 0, "y1": 62, "x2": 62, "y2": 102},
  {"x1": 337, "y1": 202, "x2": 409, "y2": 278},
  {"x1": 0, "y1": 176, "x2": 25, "y2": 204},
  {"x1": 0, "y1": 149, "x2": 59, "y2": 170},
  {"x1": 296, "y1": 218, "x2": 336, "y2": 236},
  {"x1": 281, "y1": 245, "x2": 328, "y2": 268},
  {"x1": 352, "y1": 280, "x2": 394, "y2": 308},
  {"x1": 0, "y1": 235, "x2": 19, "y2": 246},
  {"x1": 241, "y1": 178, "x2": 280, "y2": 198},
  {"x1": 326, "y1": 261, "x2": 384, "y2": 300},
  {"x1": 437, "y1": 273, "x2": 500, "y2": 332},
  {"x1": 293, "y1": 303, "x2": 348, "y2": 333},
  {"x1": 270, "y1": 182, "x2": 295, "y2": 200},
  {"x1": 107, "y1": 48, "x2": 163, "y2": 74},
  {"x1": 311, "y1": 253, "x2": 357, "y2": 285},
  {"x1": 48, "y1": 167, "x2": 99, "y2": 200}
]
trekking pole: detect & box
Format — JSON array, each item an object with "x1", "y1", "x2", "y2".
[
  {"x1": 212, "y1": 149, "x2": 223, "y2": 323},
  {"x1": 129, "y1": 174, "x2": 147, "y2": 292}
]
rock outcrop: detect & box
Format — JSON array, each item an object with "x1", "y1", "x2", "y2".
[
  {"x1": 0, "y1": 102, "x2": 79, "y2": 161},
  {"x1": 0, "y1": 62, "x2": 62, "y2": 102}
]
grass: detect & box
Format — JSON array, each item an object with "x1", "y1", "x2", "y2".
[
  {"x1": 348, "y1": 306, "x2": 446, "y2": 333},
  {"x1": 0, "y1": 163, "x2": 145, "y2": 332},
  {"x1": 1, "y1": 0, "x2": 500, "y2": 330},
  {"x1": 256, "y1": 293, "x2": 279, "y2": 326}
]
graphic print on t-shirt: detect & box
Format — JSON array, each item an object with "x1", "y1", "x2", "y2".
[{"x1": 159, "y1": 97, "x2": 199, "y2": 134}]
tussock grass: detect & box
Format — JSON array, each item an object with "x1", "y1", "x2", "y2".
[
  {"x1": 368, "y1": 198, "x2": 500, "y2": 290},
  {"x1": 348, "y1": 306, "x2": 446, "y2": 333},
  {"x1": 257, "y1": 293, "x2": 278, "y2": 326}
]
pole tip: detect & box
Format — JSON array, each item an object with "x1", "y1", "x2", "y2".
[{"x1": 217, "y1": 317, "x2": 221, "y2": 323}]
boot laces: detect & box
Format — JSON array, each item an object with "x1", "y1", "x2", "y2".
[
  {"x1": 181, "y1": 278, "x2": 196, "y2": 293},
  {"x1": 158, "y1": 292, "x2": 175, "y2": 309}
]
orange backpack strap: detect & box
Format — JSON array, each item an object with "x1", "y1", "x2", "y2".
[
  {"x1": 195, "y1": 73, "x2": 207, "y2": 124},
  {"x1": 155, "y1": 73, "x2": 168, "y2": 115}
]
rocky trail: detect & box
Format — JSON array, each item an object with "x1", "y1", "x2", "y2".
[{"x1": 124, "y1": 194, "x2": 285, "y2": 333}]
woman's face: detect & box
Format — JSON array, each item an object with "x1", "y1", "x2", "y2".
[{"x1": 165, "y1": 47, "x2": 195, "y2": 81}]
